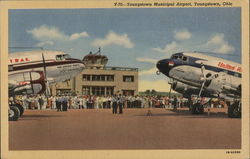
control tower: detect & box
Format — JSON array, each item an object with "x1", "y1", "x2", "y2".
[{"x1": 82, "y1": 48, "x2": 108, "y2": 69}]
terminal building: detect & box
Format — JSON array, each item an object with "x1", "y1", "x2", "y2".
[{"x1": 50, "y1": 50, "x2": 138, "y2": 96}]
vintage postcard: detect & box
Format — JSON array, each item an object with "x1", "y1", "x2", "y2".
[{"x1": 1, "y1": 0, "x2": 249, "y2": 159}]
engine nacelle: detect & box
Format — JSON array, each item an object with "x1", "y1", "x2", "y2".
[
  {"x1": 13, "y1": 83, "x2": 45, "y2": 95},
  {"x1": 172, "y1": 81, "x2": 200, "y2": 97}
]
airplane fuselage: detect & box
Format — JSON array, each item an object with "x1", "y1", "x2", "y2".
[
  {"x1": 157, "y1": 52, "x2": 241, "y2": 99},
  {"x1": 9, "y1": 50, "x2": 85, "y2": 83}
]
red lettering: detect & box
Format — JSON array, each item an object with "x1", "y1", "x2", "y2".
[
  {"x1": 237, "y1": 67, "x2": 242, "y2": 72},
  {"x1": 10, "y1": 59, "x2": 13, "y2": 63},
  {"x1": 218, "y1": 62, "x2": 221, "y2": 67},
  {"x1": 25, "y1": 57, "x2": 30, "y2": 61},
  {"x1": 18, "y1": 81, "x2": 28, "y2": 85},
  {"x1": 218, "y1": 62, "x2": 238, "y2": 71},
  {"x1": 15, "y1": 59, "x2": 19, "y2": 62},
  {"x1": 20, "y1": 58, "x2": 24, "y2": 62}
]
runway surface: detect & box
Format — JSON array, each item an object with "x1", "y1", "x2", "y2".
[{"x1": 9, "y1": 108, "x2": 241, "y2": 150}]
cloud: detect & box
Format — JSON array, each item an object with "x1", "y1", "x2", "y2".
[
  {"x1": 27, "y1": 25, "x2": 89, "y2": 42},
  {"x1": 91, "y1": 31, "x2": 134, "y2": 48},
  {"x1": 27, "y1": 25, "x2": 67, "y2": 41},
  {"x1": 214, "y1": 43, "x2": 235, "y2": 54},
  {"x1": 139, "y1": 79, "x2": 172, "y2": 92},
  {"x1": 204, "y1": 33, "x2": 235, "y2": 54},
  {"x1": 136, "y1": 57, "x2": 157, "y2": 63},
  {"x1": 206, "y1": 33, "x2": 224, "y2": 45},
  {"x1": 69, "y1": 32, "x2": 89, "y2": 40},
  {"x1": 153, "y1": 41, "x2": 177, "y2": 53},
  {"x1": 36, "y1": 41, "x2": 54, "y2": 47},
  {"x1": 173, "y1": 29, "x2": 192, "y2": 40}
]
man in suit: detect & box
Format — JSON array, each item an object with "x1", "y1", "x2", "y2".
[{"x1": 112, "y1": 95, "x2": 118, "y2": 114}]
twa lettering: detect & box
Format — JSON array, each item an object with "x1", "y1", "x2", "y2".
[
  {"x1": 10, "y1": 57, "x2": 30, "y2": 63},
  {"x1": 218, "y1": 62, "x2": 241, "y2": 73}
]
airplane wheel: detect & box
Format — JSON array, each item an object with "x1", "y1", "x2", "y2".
[
  {"x1": 9, "y1": 106, "x2": 20, "y2": 121},
  {"x1": 191, "y1": 103, "x2": 204, "y2": 115},
  {"x1": 16, "y1": 103, "x2": 24, "y2": 116},
  {"x1": 228, "y1": 101, "x2": 241, "y2": 118}
]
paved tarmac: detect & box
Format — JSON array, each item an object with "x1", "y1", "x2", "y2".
[{"x1": 9, "y1": 108, "x2": 241, "y2": 150}]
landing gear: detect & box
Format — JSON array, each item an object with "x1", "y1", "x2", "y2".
[
  {"x1": 9, "y1": 106, "x2": 20, "y2": 121},
  {"x1": 191, "y1": 103, "x2": 204, "y2": 115},
  {"x1": 228, "y1": 101, "x2": 241, "y2": 118},
  {"x1": 9, "y1": 102, "x2": 24, "y2": 121},
  {"x1": 15, "y1": 103, "x2": 24, "y2": 117}
]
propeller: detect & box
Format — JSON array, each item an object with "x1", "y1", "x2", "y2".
[
  {"x1": 198, "y1": 62, "x2": 219, "y2": 97},
  {"x1": 198, "y1": 62, "x2": 206, "y2": 97},
  {"x1": 42, "y1": 52, "x2": 51, "y2": 97}
]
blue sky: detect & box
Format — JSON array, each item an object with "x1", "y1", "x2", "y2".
[{"x1": 9, "y1": 8, "x2": 241, "y2": 91}]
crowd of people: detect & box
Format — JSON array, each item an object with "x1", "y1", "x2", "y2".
[{"x1": 12, "y1": 94, "x2": 190, "y2": 112}]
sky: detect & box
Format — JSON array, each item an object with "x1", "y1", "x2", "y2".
[{"x1": 9, "y1": 8, "x2": 241, "y2": 92}]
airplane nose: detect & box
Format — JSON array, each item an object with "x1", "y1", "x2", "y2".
[
  {"x1": 78, "y1": 60, "x2": 85, "y2": 70},
  {"x1": 156, "y1": 59, "x2": 172, "y2": 76}
]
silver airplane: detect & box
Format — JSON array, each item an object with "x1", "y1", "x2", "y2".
[
  {"x1": 8, "y1": 50, "x2": 85, "y2": 121},
  {"x1": 156, "y1": 52, "x2": 241, "y2": 118}
]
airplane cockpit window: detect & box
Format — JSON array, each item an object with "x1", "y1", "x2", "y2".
[
  {"x1": 56, "y1": 55, "x2": 63, "y2": 60},
  {"x1": 171, "y1": 55, "x2": 188, "y2": 62},
  {"x1": 56, "y1": 54, "x2": 71, "y2": 61},
  {"x1": 182, "y1": 56, "x2": 188, "y2": 61},
  {"x1": 171, "y1": 55, "x2": 179, "y2": 59}
]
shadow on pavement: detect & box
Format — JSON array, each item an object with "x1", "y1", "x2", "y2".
[
  {"x1": 19, "y1": 114, "x2": 64, "y2": 121},
  {"x1": 136, "y1": 109, "x2": 230, "y2": 119}
]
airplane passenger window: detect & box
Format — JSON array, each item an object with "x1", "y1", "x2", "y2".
[
  {"x1": 234, "y1": 73, "x2": 239, "y2": 77},
  {"x1": 8, "y1": 65, "x2": 13, "y2": 71}
]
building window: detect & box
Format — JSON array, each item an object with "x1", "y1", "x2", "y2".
[
  {"x1": 82, "y1": 74, "x2": 91, "y2": 81},
  {"x1": 82, "y1": 86, "x2": 114, "y2": 96},
  {"x1": 92, "y1": 75, "x2": 100, "y2": 81},
  {"x1": 56, "y1": 89, "x2": 71, "y2": 95},
  {"x1": 83, "y1": 74, "x2": 114, "y2": 82},
  {"x1": 123, "y1": 76, "x2": 134, "y2": 82},
  {"x1": 100, "y1": 75, "x2": 105, "y2": 81},
  {"x1": 92, "y1": 86, "x2": 105, "y2": 96},
  {"x1": 82, "y1": 86, "x2": 90, "y2": 95},
  {"x1": 107, "y1": 75, "x2": 114, "y2": 81},
  {"x1": 106, "y1": 87, "x2": 114, "y2": 96}
]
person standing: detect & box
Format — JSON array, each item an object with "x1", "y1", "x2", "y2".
[
  {"x1": 62, "y1": 96, "x2": 68, "y2": 111},
  {"x1": 52, "y1": 96, "x2": 56, "y2": 109},
  {"x1": 112, "y1": 95, "x2": 118, "y2": 114},
  {"x1": 79, "y1": 96, "x2": 83, "y2": 109},
  {"x1": 82, "y1": 96, "x2": 87, "y2": 109},
  {"x1": 38, "y1": 95, "x2": 43, "y2": 110},
  {"x1": 58, "y1": 96, "x2": 63, "y2": 111},
  {"x1": 118, "y1": 94, "x2": 123, "y2": 114},
  {"x1": 173, "y1": 96, "x2": 178, "y2": 111}
]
